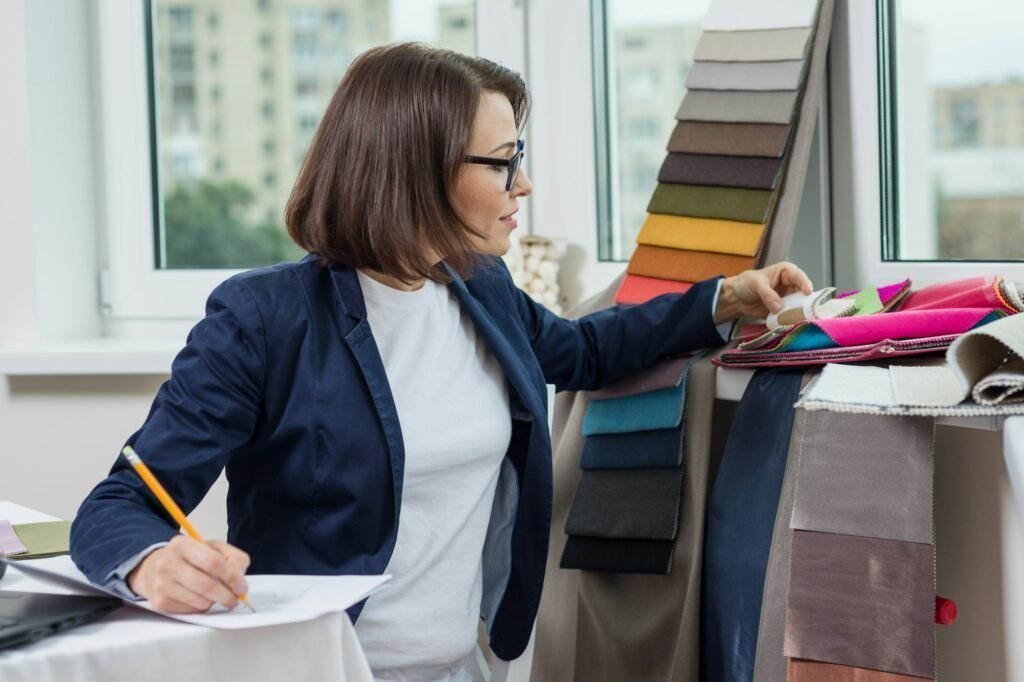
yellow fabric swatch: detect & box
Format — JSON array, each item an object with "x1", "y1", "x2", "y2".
[{"x1": 636, "y1": 213, "x2": 766, "y2": 257}]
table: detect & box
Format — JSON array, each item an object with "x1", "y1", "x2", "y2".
[{"x1": 0, "y1": 502, "x2": 375, "y2": 682}]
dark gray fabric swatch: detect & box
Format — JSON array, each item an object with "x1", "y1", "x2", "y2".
[
  {"x1": 565, "y1": 467, "x2": 683, "y2": 540},
  {"x1": 658, "y1": 152, "x2": 784, "y2": 190},
  {"x1": 559, "y1": 536, "x2": 674, "y2": 574}
]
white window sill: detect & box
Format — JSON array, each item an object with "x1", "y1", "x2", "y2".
[{"x1": 0, "y1": 338, "x2": 178, "y2": 376}]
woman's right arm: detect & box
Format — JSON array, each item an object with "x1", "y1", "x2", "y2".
[{"x1": 70, "y1": 277, "x2": 266, "y2": 612}]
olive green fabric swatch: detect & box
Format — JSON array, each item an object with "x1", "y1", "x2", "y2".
[
  {"x1": 648, "y1": 183, "x2": 776, "y2": 223},
  {"x1": 9, "y1": 520, "x2": 72, "y2": 560}
]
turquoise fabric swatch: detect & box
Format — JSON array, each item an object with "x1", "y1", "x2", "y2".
[{"x1": 582, "y1": 381, "x2": 686, "y2": 436}]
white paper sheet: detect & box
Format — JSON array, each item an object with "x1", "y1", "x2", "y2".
[{"x1": 5, "y1": 554, "x2": 390, "y2": 630}]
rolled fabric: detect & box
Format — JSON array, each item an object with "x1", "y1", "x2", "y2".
[
  {"x1": 658, "y1": 152, "x2": 784, "y2": 191},
  {"x1": 637, "y1": 213, "x2": 767, "y2": 257},
  {"x1": 648, "y1": 182, "x2": 777, "y2": 223},
  {"x1": 668, "y1": 121, "x2": 792, "y2": 158},
  {"x1": 627, "y1": 244, "x2": 754, "y2": 283}
]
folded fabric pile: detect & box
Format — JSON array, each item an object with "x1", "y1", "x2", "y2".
[
  {"x1": 717, "y1": 276, "x2": 1023, "y2": 367},
  {"x1": 615, "y1": 0, "x2": 827, "y2": 306},
  {"x1": 797, "y1": 309, "x2": 1024, "y2": 416},
  {"x1": 559, "y1": 354, "x2": 699, "y2": 574}
]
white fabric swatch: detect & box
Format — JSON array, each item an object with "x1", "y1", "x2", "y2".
[{"x1": 702, "y1": 0, "x2": 819, "y2": 31}]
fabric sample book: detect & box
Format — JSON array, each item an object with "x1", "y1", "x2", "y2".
[
  {"x1": 637, "y1": 213, "x2": 766, "y2": 257},
  {"x1": 658, "y1": 152, "x2": 784, "y2": 191},
  {"x1": 676, "y1": 90, "x2": 800, "y2": 125},
  {"x1": 647, "y1": 183, "x2": 777, "y2": 223},
  {"x1": 693, "y1": 28, "x2": 812, "y2": 62},
  {"x1": 667, "y1": 121, "x2": 792, "y2": 158},
  {"x1": 685, "y1": 60, "x2": 807, "y2": 92}
]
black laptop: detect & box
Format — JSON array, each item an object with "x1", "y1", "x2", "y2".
[{"x1": 0, "y1": 590, "x2": 122, "y2": 651}]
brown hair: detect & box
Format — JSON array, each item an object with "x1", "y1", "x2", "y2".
[{"x1": 285, "y1": 42, "x2": 531, "y2": 283}]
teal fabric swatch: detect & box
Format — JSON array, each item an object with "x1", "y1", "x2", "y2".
[{"x1": 582, "y1": 381, "x2": 686, "y2": 436}]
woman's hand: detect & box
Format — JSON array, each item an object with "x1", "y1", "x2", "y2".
[
  {"x1": 127, "y1": 535, "x2": 251, "y2": 613},
  {"x1": 713, "y1": 261, "x2": 813, "y2": 324}
]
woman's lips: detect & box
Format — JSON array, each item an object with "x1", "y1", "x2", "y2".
[{"x1": 500, "y1": 210, "x2": 518, "y2": 230}]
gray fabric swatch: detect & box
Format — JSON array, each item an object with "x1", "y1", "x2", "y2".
[
  {"x1": 790, "y1": 411, "x2": 934, "y2": 544},
  {"x1": 676, "y1": 90, "x2": 799, "y2": 125},
  {"x1": 694, "y1": 28, "x2": 812, "y2": 62},
  {"x1": 686, "y1": 60, "x2": 807, "y2": 92},
  {"x1": 703, "y1": 0, "x2": 818, "y2": 31},
  {"x1": 565, "y1": 468, "x2": 683, "y2": 541},
  {"x1": 784, "y1": 530, "x2": 936, "y2": 679},
  {"x1": 589, "y1": 355, "x2": 692, "y2": 400}
]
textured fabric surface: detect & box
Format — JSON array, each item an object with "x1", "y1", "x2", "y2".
[
  {"x1": 615, "y1": 275, "x2": 693, "y2": 305},
  {"x1": 658, "y1": 152, "x2": 784, "y2": 190},
  {"x1": 565, "y1": 467, "x2": 684, "y2": 540},
  {"x1": 899, "y1": 275, "x2": 1012, "y2": 312},
  {"x1": 627, "y1": 245, "x2": 755, "y2": 283},
  {"x1": 648, "y1": 182, "x2": 777, "y2": 223},
  {"x1": 889, "y1": 364, "x2": 966, "y2": 407},
  {"x1": 702, "y1": 0, "x2": 819, "y2": 31},
  {"x1": 559, "y1": 536, "x2": 674, "y2": 574},
  {"x1": 788, "y1": 659, "x2": 932, "y2": 681},
  {"x1": 717, "y1": 335, "x2": 956, "y2": 369},
  {"x1": 533, "y1": 349, "x2": 720, "y2": 682},
  {"x1": 948, "y1": 310, "x2": 1024, "y2": 404},
  {"x1": 784, "y1": 531, "x2": 936, "y2": 679},
  {"x1": 579, "y1": 426, "x2": 686, "y2": 470},
  {"x1": 694, "y1": 28, "x2": 812, "y2": 62},
  {"x1": 677, "y1": 90, "x2": 800, "y2": 125},
  {"x1": 637, "y1": 213, "x2": 767, "y2": 257},
  {"x1": 701, "y1": 370, "x2": 804, "y2": 682},
  {"x1": 789, "y1": 411, "x2": 934, "y2": 544},
  {"x1": 686, "y1": 60, "x2": 806, "y2": 92},
  {"x1": 582, "y1": 380, "x2": 686, "y2": 436},
  {"x1": 590, "y1": 355, "x2": 692, "y2": 400},
  {"x1": 667, "y1": 121, "x2": 792, "y2": 158}
]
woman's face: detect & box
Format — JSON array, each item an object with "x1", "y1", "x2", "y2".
[{"x1": 452, "y1": 91, "x2": 533, "y2": 257}]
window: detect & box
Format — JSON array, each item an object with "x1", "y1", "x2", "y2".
[
  {"x1": 881, "y1": 0, "x2": 1024, "y2": 261},
  {"x1": 594, "y1": 0, "x2": 711, "y2": 260},
  {"x1": 95, "y1": 0, "x2": 488, "y2": 319}
]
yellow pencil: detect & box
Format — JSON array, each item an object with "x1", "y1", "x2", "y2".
[{"x1": 121, "y1": 445, "x2": 255, "y2": 613}]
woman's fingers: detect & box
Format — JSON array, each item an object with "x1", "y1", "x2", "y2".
[
  {"x1": 173, "y1": 560, "x2": 239, "y2": 610},
  {"x1": 752, "y1": 276, "x2": 783, "y2": 314},
  {"x1": 174, "y1": 536, "x2": 249, "y2": 597},
  {"x1": 208, "y1": 539, "x2": 251, "y2": 580}
]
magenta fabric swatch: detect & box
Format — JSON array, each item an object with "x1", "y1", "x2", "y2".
[
  {"x1": 898, "y1": 276, "x2": 1006, "y2": 312},
  {"x1": 784, "y1": 530, "x2": 935, "y2": 679},
  {"x1": 589, "y1": 355, "x2": 694, "y2": 400},
  {"x1": 812, "y1": 308, "x2": 998, "y2": 347}
]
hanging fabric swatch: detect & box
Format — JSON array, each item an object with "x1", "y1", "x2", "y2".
[
  {"x1": 676, "y1": 90, "x2": 800, "y2": 125},
  {"x1": 637, "y1": 214, "x2": 767, "y2": 257},
  {"x1": 647, "y1": 183, "x2": 777, "y2": 223},
  {"x1": 580, "y1": 427, "x2": 686, "y2": 470},
  {"x1": 668, "y1": 121, "x2": 792, "y2": 158},
  {"x1": 565, "y1": 467, "x2": 684, "y2": 540},
  {"x1": 694, "y1": 28, "x2": 812, "y2": 62},
  {"x1": 701, "y1": 0, "x2": 819, "y2": 31},
  {"x1": 701, "y1": 369, "x2": 804, "y2": 682},
  {"x1": 658, "y1": 153, "x2": 784, "y2": 190},
  {"x1": 685, "y1": 60, "x2": 807, "y2": 91},
  {"x1": 627, "y1": 246, "x2": 754, "y2": 283}
]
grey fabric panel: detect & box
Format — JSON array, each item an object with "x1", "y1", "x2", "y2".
[
  {"x1": 686, "y1": 60, "x2": 806, "y2": 92},
  {"x1": 790, "y1": 412, "x2": 934, "y2": 544},
  {"x1": 703, "y1": 0, "x2": 818, "y2": 31},
  {"x1": 760, "y1": 0, "x2": 835, "y2": 266},
  {"x1": 565, "y1": 468, "x2": 684, "y2": 540},
  {"x1": 694, "y1": 28, "x2": 812, "y2": 62},
  {"x1": 676, "y1": 90, "x2": 799, "y2": 124}
]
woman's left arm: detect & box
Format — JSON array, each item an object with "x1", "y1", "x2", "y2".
[{"x1": 503, "y1": 260, "x2": 811, "y2": 392}]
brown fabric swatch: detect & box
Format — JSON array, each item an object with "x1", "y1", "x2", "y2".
[
  {"x1": 676, "y1": 90, "x2": 799, "y2": 125},
  {"x1": 658, "y1": 152, "x2": 784, "y2": 190},
  {"x1": 788, "y1": 659, "x2": 932, "y2": 681},
  {"x1": 668, "y1": 121, "x2": 792, "y2": 158},
  {"x1": 694, "y1": 28, "x2": 812, "y2": 62},
  {"x1": 784, "y1": 530, "x2": 936, "y2": 679},
  {"x1": 627, "y1": 245, "x2": 754, "y2": 282},
  {"x1": 647, "y1": 183, "x2": 777, "y2": 223}
]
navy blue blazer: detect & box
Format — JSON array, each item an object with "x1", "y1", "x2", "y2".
[{"x1": 70, "y1": 254, "x2": 725, "y2": 660}]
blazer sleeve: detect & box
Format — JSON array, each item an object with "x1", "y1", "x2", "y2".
[
  {"x1": 499, "y1": 261, "x2": 728, "y2": 392},
  {"x1": 70, "y1": 277, "x2": 266, "y2": 586}
]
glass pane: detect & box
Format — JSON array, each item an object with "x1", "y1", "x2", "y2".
[
  {"x1": 598, "y1": 1, "x2": 712, "y2": 261},
  {"x1": 892, "y1": 0, "x2": 1024, "y2": 260},
  {"x1": 149, "y1": 0, "x2": 476, "y2": 269}
]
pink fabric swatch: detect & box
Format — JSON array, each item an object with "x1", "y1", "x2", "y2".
[
  {"x1": 813, "y1": 308, "x2": 999, "y2": 347},
  {"x1": 898, "y1": 276, "x2": 1007, "y2": 312},
  {"x1": 0, "y1": 519, "x2": 28, "y2": 556},
  {"x1": 615, "y1": 274, "x2": 693, "y2": 305}
]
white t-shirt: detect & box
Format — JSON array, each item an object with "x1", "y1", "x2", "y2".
[{"x1": 353, "y1": 271, "x2": 512, "y2": 674}]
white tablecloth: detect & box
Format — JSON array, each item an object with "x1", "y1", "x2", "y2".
[{"x1": 0, "y1": 502, "x2": 374, "y2": 682}]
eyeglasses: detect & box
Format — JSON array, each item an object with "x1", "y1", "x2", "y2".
[{"x1": 464, "y1": 139, "x2": 525, "y2": 192}]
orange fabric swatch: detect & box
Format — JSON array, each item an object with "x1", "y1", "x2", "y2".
[
  {"x1": 627, "y1": 245, "x2": 754, "y2": 283},
  {"x1": 615, "y1": 275, "x2": 693, "y2": 305},
  {"x1": 788, "y1": 659, "x2": 932, "y2": 681},
  {"x1": 637, "y1": 213, "x2": 767, "y2": 257}
]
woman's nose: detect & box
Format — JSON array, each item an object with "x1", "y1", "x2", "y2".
[{"x1": 513, "y1": 169, "x2": 533, "y2": 197}]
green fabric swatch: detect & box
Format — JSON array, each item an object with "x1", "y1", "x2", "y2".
[
  {"x1": 850, "y1": 286, "x2": 884, "y2": 316},
  {"x1": 9, "y1": 520, "x2": 71, "y2": 560},
  {"x1": 647, "y1": 183, "x2": 776, "y2": 223}
]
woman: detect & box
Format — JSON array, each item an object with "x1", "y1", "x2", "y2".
[{"x1": 71, "y1": 43, "x2": 811, "y2": 679}]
